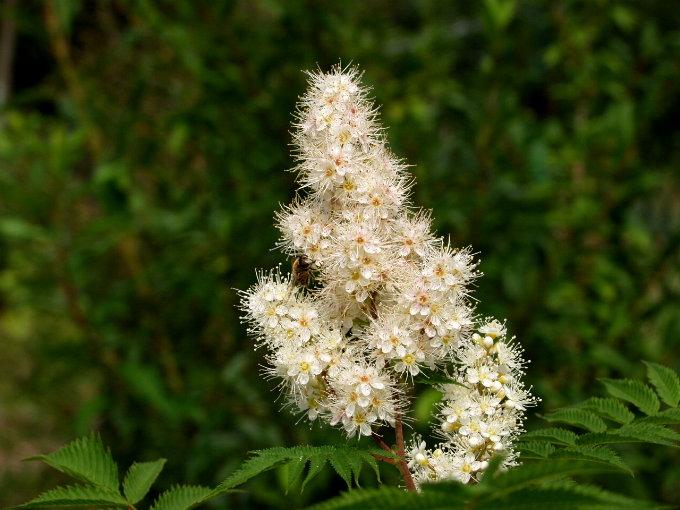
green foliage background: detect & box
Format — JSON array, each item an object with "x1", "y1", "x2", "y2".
[{"x1": 1, "y1": 0, "x2": 678, "y2": 508}]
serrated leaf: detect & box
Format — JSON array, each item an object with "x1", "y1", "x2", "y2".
[
  {"x1": 644, "y1": 361, "x2": 680, "y2": 407},
  {"x1": 305, "y1": 484, "x2": 470, "y2": 510},
  {"x1": 344, "y1": 449, "x2": 364, "y2": 486},
  {"x1": 516, "y1": 441, "x2": 555, "y2": 458},
  {"x1": 211, "y1": 445, "x2": 393, "y2": 497},
  {"x1": 475, "y1": 482, "x2": 661, "y2": 510},
  {"x1": 150, "y1": 485, "x2": 212, "y2": 510},
  {"x1": 639, "y1": 408, "x2": 680, "y2": 425},
  {"x1": 301, "y1": 456, "x2": 327, "y2": 493},
  {"x1": 25, "y1": 434, "x2": 119, "y2": 491},
  {"x1": 211, "y1": 450, "x2": 285, "y2": 495},
  {"x1": 543, "y1": 408, "x2": 607, "y2": 432},
  {"x1": 307, "y1": 477, "x2": 661, "y2": 510},
  {"x1": 355, "y1": 451, "x2": 380, "y2": 483},
  {"x1": 123, "y1": 459, "x2": 167, "y2": 504},
  {"x1": 578, "y1": 422, "x2": 680, "y2": 447},
  {"x1": 549, "y1": 446, "x2": 631, "y2": 473},
  {"x1": 577, "y1": 397, "x2": 635, "y2": 424},
  {"x1": 285, "y1": 457, "x2": 307, "y2": 493},
  {"x1": 329, "y1": 450, "x2": 353, "y2": 488},
  {"x1": 617, "y1": 423, "x2": 680, "y2": 443},
  {"x1": 576, "y1": 431, "x2": 627, "y2": 447},
  {"x1": 482, "y1": 459, "x2": 620, "y2": 495},
  {"x1": 601, "y1": 378, "x2": 660, "y2": 415},
  {"x1": 519, "y1": 428, "x2": 578, "y2": 446},
  {"x1": 8, "y1": 484, "x2": 127, "y2": 509}
]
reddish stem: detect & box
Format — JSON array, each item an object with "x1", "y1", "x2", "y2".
[
  {"x1": 395, "y1": 412, "x2": 417, "y2": 491},
  {"x1": 371, "y1": 431, "x2": 392, "y2": 452},
  {"x1": 372, "y1": 453, "x2": 397, "y2": 465},
  {"x1": 371, "y1": 432, "x2": 397, "y2": 464}
]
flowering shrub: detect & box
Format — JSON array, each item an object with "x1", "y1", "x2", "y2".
[
  {"x1": 240, "y1": 64, "x2": 537, "y2": 488},
  {"x1": 9, "y1": 65, "x2": 680, "y2": 510}
]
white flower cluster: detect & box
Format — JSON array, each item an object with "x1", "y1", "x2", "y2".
[
  {"x1": 407, "y1": 319, "x2": 537, "y2": 486},
  {"x1": 240, "y1": 65, "x2": 537, "y2": 486}
]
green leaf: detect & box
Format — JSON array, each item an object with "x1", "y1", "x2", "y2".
[
  {"x1": 301, "y1": 456, "x2": 327, "y2": 493},
  {"x1": 328, "y1": 449, "x2": 353, "y2": 488},
  {"x1": 346, "y1": 450, "x2": 364, "y2": 486},
  {"x1": 211, "y1": 445, "x2": 394, "y2": 497},
  {"x1": 578, "y1": 423, "x2": 680, "y2": 447},
  {"x1": 639, "y1": 408, "x2": 680, "y2": 425},
  {"x1": 150, "y1": 485, "x2": 213, "y2": 510},
  {"x1": 644, "y1": 361, "x2": 680, "y2": 407},
  {"x1": 543, "y1": 408, "x2": 607, "y2": 432},
  {"x1": 476, "y1": 482, "x2": 662, "y2": 510},
  {"x1": 549, "y1": 446, "x2": 631, "y2": 473},
  {"x1": 483, "y1": 459, "x2": 621, "y2": 495},
  {"x1": 211, "y1": 450, "x2": 286, "y2": 495},
  {"x1": 304, "y1": 480, "x2": 663, "y2": 510},
  {"x1": 285, "y1": 457, "x2": 307, "y2": 493},
  {"x1": 25, "y1": 434, "x2": 119, "y2": 491},
  {"x1": 617, "y1": 423, "x2": 680, "y2": 444},
  {"x1": 576, "y1": 397, "x2": 635, "y2": 424},
  {"x1": 601, "y1": 378, "x2": 660, "y2": 415},
  {"x1": 516, "y1": 441, "x2": 555, "y2": 458},
  {"x1": 305, "y1": 484, "x2": 470, "y2": 510},
  {"x1": 123, "y1": 459, "x2": 167, "y2": 504},
  {"x1": 519, "y1": 427, "x2": 578, "y2": 446},
  {"x1": 8, "y1": 484, "x2": 127, "y2": 509},
  {"x1": 355, "y1": 450, "x2": 381, "y2": 483}
]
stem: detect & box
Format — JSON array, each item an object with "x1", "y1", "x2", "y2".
[
  {"x1": 394, "y1": 412, "x2": 417, "y2": 492},
  {"x1": 371, "y1": 431, "x2": 396, "y2": 464},
  {"x1": 371, "y1": 431, "x2": 392, "y2": 453}
]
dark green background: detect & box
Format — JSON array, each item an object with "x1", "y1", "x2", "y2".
[{"x1": 1, "y1": 0, "x2": 679, "y2": 507}]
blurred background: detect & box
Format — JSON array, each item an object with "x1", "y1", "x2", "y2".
[{"x1": 1, "y1": 0, "x2": 679, "y2": 507}]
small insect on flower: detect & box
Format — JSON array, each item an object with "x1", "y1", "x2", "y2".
[{"x1": 292, "y1": 255, "x2": 317, "y2": 287}]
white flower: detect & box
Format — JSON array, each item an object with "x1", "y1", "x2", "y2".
[
  {"x1": 450, "y1": 452, "x2": 483, "y2": 484},
  {"x1": 288, "y1": 350, "x2": 323, "y2": 385},
  {"x1": 341, "y1": 220, "x2": 384, "y2": 259},
  {"x1": 276, "y1": 202, "x2": 331, "y2": 255},
  {"x1": 404, "y1": 281, "x2": 434, "y2": 317},
  {"x1": 407, "y1": 439, "x2": 430, "y2": 469},
  {"x1": 479, "y1": 318, "x2": 506, "y2": 339},
  {"x1": 342, "y1": 409, "x2": 375, "y2": 438},
  {"x1": 394, "y1": 343, "x2": 425, "y2": 377},
  {"x1": 392, "y1": 212, "x2": 437, "y2": 258},
  {"x1": 368, "y1": 318, "x2": 414, "y2": 356},
  {"x1": 466, "y1": 364, "x2": 499, "y2": 388}
]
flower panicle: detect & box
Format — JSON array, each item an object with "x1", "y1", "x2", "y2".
[{"x1": 239, "y1": 65, "x2": 538, "y2": 485}]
